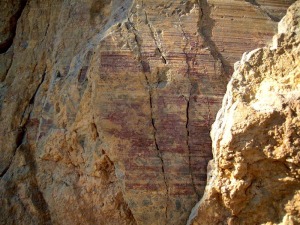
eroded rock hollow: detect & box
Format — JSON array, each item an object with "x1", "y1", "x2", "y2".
[{"x1": 0, "y1": 0, "x2": 297, "y2": 224}]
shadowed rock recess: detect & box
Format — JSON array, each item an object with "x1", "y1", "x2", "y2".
[{"x1": 0, "y1": 0, "x2": 296, "y2": 225}]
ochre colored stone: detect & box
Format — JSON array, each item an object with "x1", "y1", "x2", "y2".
[
  {"x1": 0, "y1": 0, "x2": 296, "y2": 224},
  {"x1": 189, "y1": 2, "x2": 300, "y2": 224}
]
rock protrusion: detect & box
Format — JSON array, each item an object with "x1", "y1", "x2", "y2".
[{"x1": 189, "y1": 1, "x2": 300, "y2": 224}]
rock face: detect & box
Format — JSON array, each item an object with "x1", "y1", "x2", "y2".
[
  {"x1": 189, "y1": 2, "x2": 300, "y2": 225},
  {"x1": 0, "y1": 0, "x2": 295, "y2": 225}
]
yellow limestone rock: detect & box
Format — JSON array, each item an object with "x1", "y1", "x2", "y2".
[
  {"x1": 0, "y1": 0, "x2": 295, "y2": 224},
  {"x1": 188, "y1": 1, "x2": 300, "y2": 224}
]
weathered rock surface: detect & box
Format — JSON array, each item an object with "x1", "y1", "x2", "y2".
[
  {"x1": 0, "y1": 0, "x2": 27, "y2": 53},
  {"x1": 189, "y1": 1, "x2": 300, "y2": 224},
  {"x1": 0, "y1": 0, "x2": 295, "y2": 224}
]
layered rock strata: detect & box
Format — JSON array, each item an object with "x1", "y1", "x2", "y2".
[
  {"x1": 0, "y1": 0, "x2": 295, "y2": 224},
  {"x1": 189, "y1": 1, "x2": 300, "y2": 224}
]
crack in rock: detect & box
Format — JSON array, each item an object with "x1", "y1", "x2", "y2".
[
  {"x1": 144, "y1": 9, "x2": 167, "y2": 64},
  {"x1": 0, "y1": 0, "x2": 28, "y2": 53},
  {"x1": 178, "y1": 19, "x2": 201, "y2": 200},
  {"x1": 0, "y1": 68, "x2": 46, "y2": 178},
  {"x1": 145, "y1": 72, "x2": 169, "y2": 223},
  {"x1": 245, "y1": 0, "x2": 280, "y2": 22},
  {"x1": 125, "y1": 17, "x2": 169, "y2": 223},
  {"x1": 197, "y1": 0, "x2": 233, "y2": 76}
]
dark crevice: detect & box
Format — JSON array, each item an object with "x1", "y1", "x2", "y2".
[
  {"x1": 125, "y1": 18, "x2": 169, "y2": 223},
  {"x1": 39, "y1": 23, "x2": 50, "y2": 44},
  {"x1": 185, "y1": 93, "x2": 200, "y2": 200},
  {"x1": 1, "y1": 144, "x2": 52, "y2": 224},
  {"x1": 180, "y1": 22, "x2": 200, "y2": 200},
  {"x1": 1, "y1": 68, "x2": 46, "y2": 178},
  {"x1": 20, "y1": 67, "x2": 46, "y2": 125},
  {"x1": 245, "y1": 0, "x2": 260, "y2": 7},
  {"x1": 0, "y1": 0, "x2": 28, "y2": 53},
  {"x1": 144, "y1": 10, "x2": 167, "y2": 64},
  {"x1": 146, "y1": 75, "x2": 169, "y2": 223},
  {"x1": 155, "y1": 46, "x2": 167, "y2": 64},
  {"x1": 0, "y1": 166, "x2": 9, "y2": 177},
  {"x1": 22, "y1": 144, "x2": 53, "y2": 224},
  {"x1": 245, "y1": 0, "x2": 280, "y2": 22},
  {"x1": 126, "y1": 19, "x2": 142, "y2": 60},
  {"x1": 13, "y1": 67, "x2": 51, "y2": 222},
  {"x1": 197, "y1": 0, "x2": 233, "y2": 76},
  {"x1": 29, "y1": 69, "x2": 47, "y2": 105},
  {"x1": 0, "y1": 128, "x2": 26, "y2": 178},
  {"x1": 44, "y1": 23, "x2": 50, "y2": 37},
  {"x1": 0, "y1": 160, "x2": 12, "y2": 177},
  {"x1": 91, "y1": 122, "x2": 100, "y2": 140},
  {"x1": 143, "y1": 68, "x2": 169, "y2": 222},
  {"x1": 1, "y1": 52, "x2": 14, "y2": 82}
]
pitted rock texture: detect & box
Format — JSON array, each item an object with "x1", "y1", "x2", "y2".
[
  {"x1": 188, "y1": 2, "x2": 300, "y2": 224},
  {"x1": 0, "y1": 0, "x2": 295, "y2": 225}
]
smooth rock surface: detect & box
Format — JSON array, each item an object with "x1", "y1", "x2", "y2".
[
  {"x1": 189, "y1": 1, "x2": 300, "y2": 224},
  {"x1": 0, "y1": 0, "x2": 295, "y2": 224}
]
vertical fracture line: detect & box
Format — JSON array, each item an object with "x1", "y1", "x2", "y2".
[
  {"x1": 179, "y1": 19, "x2": 200, "y2": 200},
  {"x1": 128, "y1": 12, "x2": 169, "y2": 222},
  {"x1": 144, "y1": 72, "x2": 169, "y2": 223}
]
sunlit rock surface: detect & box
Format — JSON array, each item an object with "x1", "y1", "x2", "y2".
[
  {"x1": 0, "y1": 0, "x2": 295, "y2": 224},
  {"x1": 188, "y1": 1, "x2": 300, "y2": 224}
]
